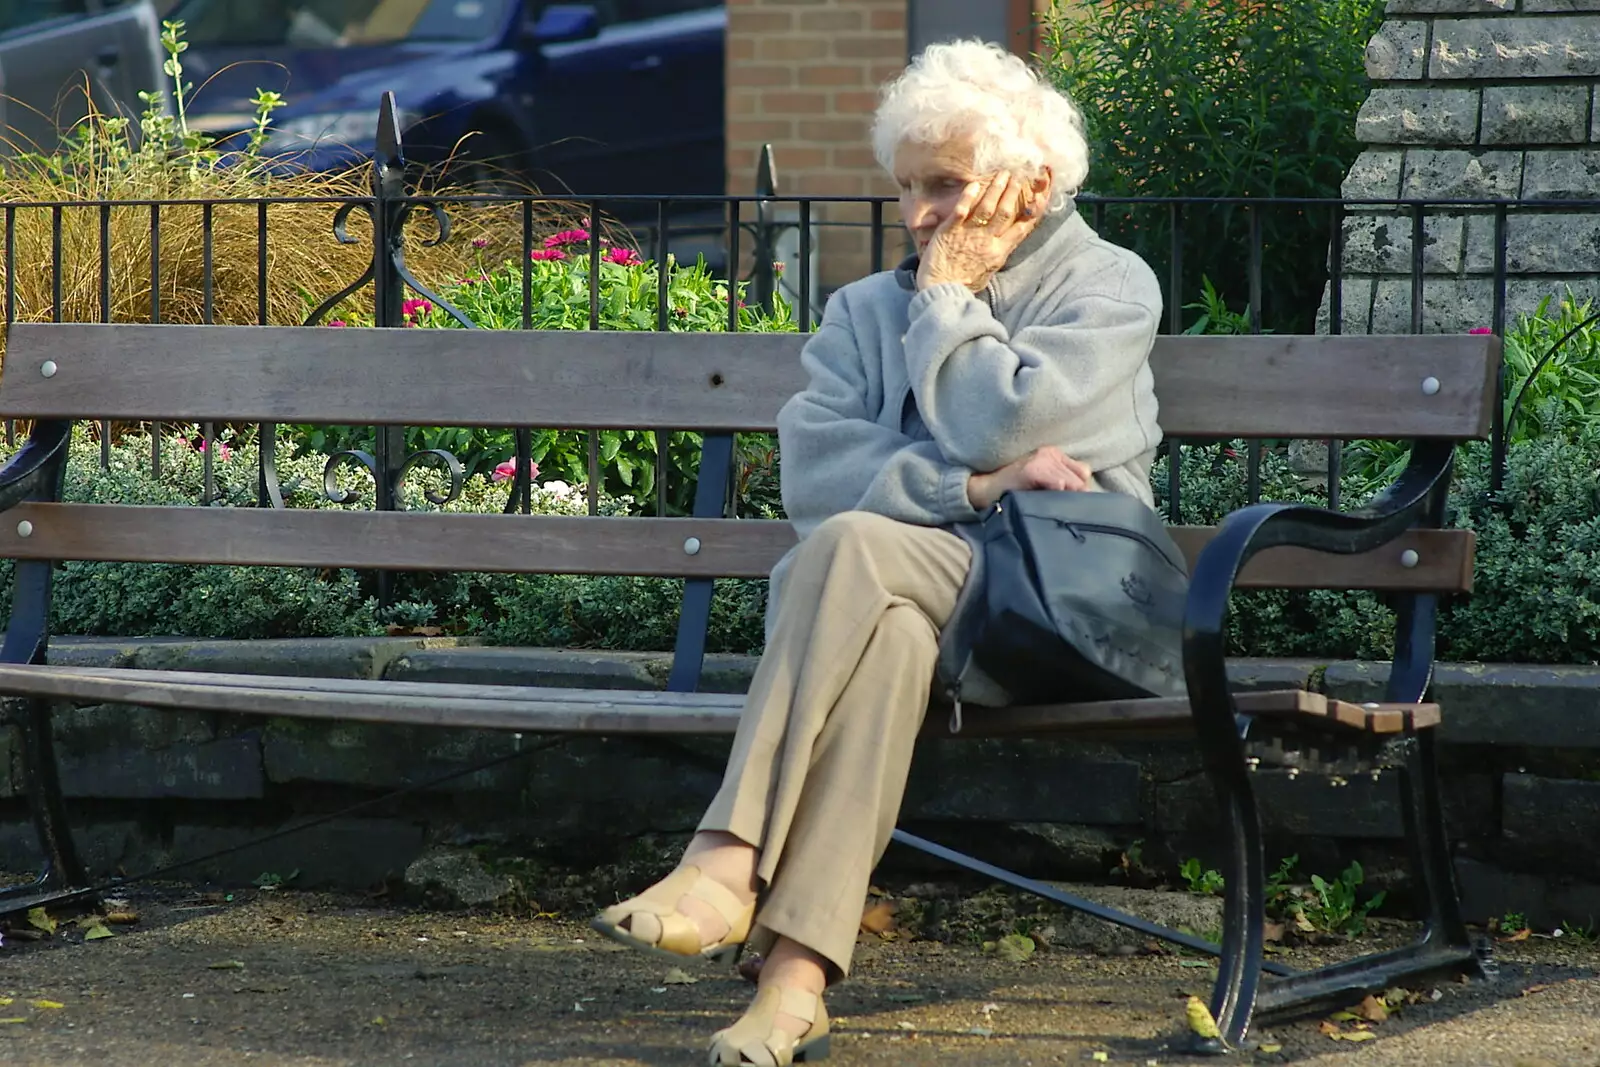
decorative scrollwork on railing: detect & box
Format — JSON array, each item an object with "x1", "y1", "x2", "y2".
[
  {"x1": 397, "y1": 448, "x2": 466, "y2": 506},
  {"x1": 322, "y1": 449, "x2": 383, "y2": 505},
  {"x1": 322, "y1": 447, "x2": 465, "y2": 509},
  {"x1": 302, "y1": 93, "x2": 479, "y2": 331}
]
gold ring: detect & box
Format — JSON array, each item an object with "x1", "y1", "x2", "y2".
[{"x1": 973, "y1": 215, "x2": 991, "y2": 226}]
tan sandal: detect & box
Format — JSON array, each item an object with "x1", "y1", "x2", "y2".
[
  {"x1": 589, "y1": 865, "x2": 754, "y2": 966},
  {"x1": 709, "y1": 986, "x2": 830, "y2": 1066}
]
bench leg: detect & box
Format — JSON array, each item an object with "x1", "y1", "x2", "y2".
[
  {"x1": 1400, "y1": 729, "x2": 1486, "y2": 970},
  {"x1": 0, "y1": 561, "x2": 91, "y2": 915},
  {"x1": 1198, "y1": 724, "x2": 1268, "y2": 1052}
]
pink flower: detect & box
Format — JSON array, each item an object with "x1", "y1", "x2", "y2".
[
  {"x1": 545, "y1": 229, "x2": 591, "y2": 249},
  {"x1": 402, "y1": 298, "x2": 434, "y2": 321},
  {"x1": 197, "y1": 439, "x2": 233, "y2": 461},
  {"x1": 472, "y1": 237, "x2": 489, "y2": 249},
  {"x1": 1469, "y1": 327, "x2": 1493, "y2": 335},
  {"x1": 327, "y1": 320, "x2": 347, "y2": 327},
  {"x1": 602, "y1": 247, "x2": 643, "y2": 266},
  {"x1": 772, "y1": 261, "x2": 786, "y2": 275},
  {"x1": 529, "y1": 248, "x2": 568, "y2": 261},
  {"x1": 491, "y1": 458, "x2": 539, "y2": 483}
]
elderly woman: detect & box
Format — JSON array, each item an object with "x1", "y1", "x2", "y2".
[{"x1": 593, "y1": 39, "x2": 1163, "y2": 1066}]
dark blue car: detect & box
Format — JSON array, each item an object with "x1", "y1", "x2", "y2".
[{"x1": 174, "y1": 1, "x2": 725, "y2": 200}]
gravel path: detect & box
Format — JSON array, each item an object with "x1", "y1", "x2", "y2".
[{"x1": 0, "y1": 887, "x2": 1594, "y2": 1066}]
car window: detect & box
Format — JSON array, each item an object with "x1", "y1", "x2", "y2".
[
  {"x1": 170, "y1": 0, "x2": 511, "y2": 46},
  {"x1": 0, "y1": 0, "x2": 89, "y2": 35}
]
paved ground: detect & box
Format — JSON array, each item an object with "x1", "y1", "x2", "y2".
[{"x1": 0, "y1": 886, "x2": 1595, "y2": 1067}]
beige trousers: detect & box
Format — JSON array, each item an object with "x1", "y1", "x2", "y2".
[{"x1": 698, "y1": 510, "x2": 972, "y2": 980}]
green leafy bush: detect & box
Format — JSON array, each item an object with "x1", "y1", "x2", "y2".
[
  {"x1": 1501, "y1": 293, "x2": 1600, "y2": 446},
  {"x1": 1040, "y1": 0, "x2": 1384, "y2": 332}
]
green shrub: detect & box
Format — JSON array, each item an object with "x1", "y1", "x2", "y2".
[
  {"x1": 1040, "y1": 0, "x2": 1384, "y2": 332},
  {"x1": 1501, "y1": 292, "x2": 1600, "y2": 447}
]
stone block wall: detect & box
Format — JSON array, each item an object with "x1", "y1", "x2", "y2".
[
  {"x1": 1333, "y1": 0, "x2": 1600, "y2": 334},
  {"x1": 7, "y1": 637, "x2": 1600, "y2": 927}
]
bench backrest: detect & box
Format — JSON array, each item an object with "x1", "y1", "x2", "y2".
[{"x1": 0, "y1": 323, "x2": 1500, "y2": 593}]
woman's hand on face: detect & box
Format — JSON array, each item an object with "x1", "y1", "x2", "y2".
[
  {"x1": 966, "y1": 446, "x2": 1094, "y2": 511},
  {"x1": 917, "y1": 172, "x2": 1043, "y2": 293}
]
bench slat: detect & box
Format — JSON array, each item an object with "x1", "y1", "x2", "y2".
[
  {"x1": 0, "y1": 504, "x2": 1475, "y2": 592},
  {"x1": 0, "y1": 666, "x2": 1436, "y2": 738},
  {"x1": 0, "y1": 325, "x2": 1498, "y2": 441}
]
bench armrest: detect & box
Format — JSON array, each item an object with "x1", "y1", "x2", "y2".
[
  {"x1": 1181, "y1": 437, "x2": 1457, "y2": 736},
  {"x1": 0, "y1": 419, "x2": 70, "y2": 513}
]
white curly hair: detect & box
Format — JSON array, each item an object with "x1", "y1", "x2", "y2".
[{"x1": 871, "y1": 39, "x2": 1090, "y2": 212}]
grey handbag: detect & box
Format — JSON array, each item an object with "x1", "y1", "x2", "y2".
[{"x1": 936, "y1": 489, "x2": 1190, "y2": 732}]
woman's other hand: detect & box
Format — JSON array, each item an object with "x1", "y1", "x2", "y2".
[
  {"x1": 917, "y1": 172, "x2": 1046, "y2": 293},
  {"x1": 966, "y1": 446, "x2": 1093, "y2": 511}
]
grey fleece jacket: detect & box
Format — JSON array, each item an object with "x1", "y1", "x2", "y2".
[{"x1": 777, "y1": 208, "x2": 1164, "y2": 543}]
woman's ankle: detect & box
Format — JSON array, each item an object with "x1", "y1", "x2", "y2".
[
  {"x1": 757, "y1": 937, "x2": 829, "y2": 996},
  {"x1": 681, "y1": 831, "x2": 760, "y2": 901}
]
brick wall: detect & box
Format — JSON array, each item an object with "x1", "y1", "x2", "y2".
[{"x1": 727, "y1": 0, "x2": 911, "y2": 298}]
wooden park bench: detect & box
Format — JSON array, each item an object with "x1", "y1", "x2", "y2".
[{"x1": 0, "y1": 320, "x2": 1497, "y2": 1049}]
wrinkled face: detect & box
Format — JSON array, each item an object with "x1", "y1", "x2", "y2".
[{"x1": 893, "y1": 136, "x2": 984, "y2": 255}]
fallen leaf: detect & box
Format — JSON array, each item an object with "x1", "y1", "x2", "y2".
[
  {"x1": 370, "y1": 1016, "x2": 386, "y2": 1025},
  {"x1": 1092, "y1": 1053, "x2": 1109, "y2": 1062},
  {"x1": 1338, "y1": 1031, "x2": 1378, "y2": 1043},
  {"x1": 1262, "y1": 921, "x2": 1285, "y2": 943},
  {"x1": 1329, "y1": 1011, "x2": 1360, "y2": 1022},
  {"x1": 1319, "y1": 1020, "x2": 1341, "y2": 1037},
  {"x1": 662, "y1": 968, "x2": 698, "y2": 986},
  {"x1": 26, "y1": 908, "x2": 55, "y2": 935},
  {"x1": 1186, "y1": 996, "x2": 1221, "y2": 1041},
  {"x1": 993, "y1": 933, "x2": 1035, "y2": 963},
  {"x1": 1383, "y1": 987, "x2": 1413, "y2": 1007},
  {"x1": 29, "y1": 1000, "x2": 63, "y2": 1010},
  {"x1": 105, "y1": 911, "x2": 140, "y2": 925},
  {"x1": 1355, "y1": 995, "x2": 1389, "y2": 1023},
  {"x1": 1500, "y1": 927, "x2": 1531, "y2": 943},
  {"x1": 207, "y1": 960, "x2": 245, "y2": 971},
  {"x1": 859, "y1": 901, "x2": 898, "y2": 938},
  {"x1": 897, "y1": 1021, "x2": 917, "y2": 1031},
  {"x1": 981, "y1": 1002, "x2": 1000, "y2": 1017},
  {"x1": 1522, "y1": 983, "x2": 1552, "y2": 997},
  {"x1": 0, "y1": 1018, "x2": 25, "y2": 1025},
  {"x1": 0, "y1": 998, "x2": 11, "y2": 1006},
  {"x1": 83, "y1": 923, "x2": 114, "y2": 941},
  {"x1": 968, "y1": 1026, "x2": 994, "y2": 1038},
  {"x1": 1294, "y1": 912, "x2": 1316, "y2": 933},
  {"x1": 1259, "y1": 1043, "x2": 1283, "y2": 1053}
]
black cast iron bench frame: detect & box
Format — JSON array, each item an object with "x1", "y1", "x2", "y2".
[{"x1": 0, "y1": 320, "x2": 1498, "y2": 1050}]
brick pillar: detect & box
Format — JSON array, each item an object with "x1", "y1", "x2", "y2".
[{"x1": 727, "y1": 0, "x2": 910, "y2": 301}]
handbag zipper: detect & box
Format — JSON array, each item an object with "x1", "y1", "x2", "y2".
[{"x1": 1049, "y1": 520, "x2": 1188, "y2": 576}]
